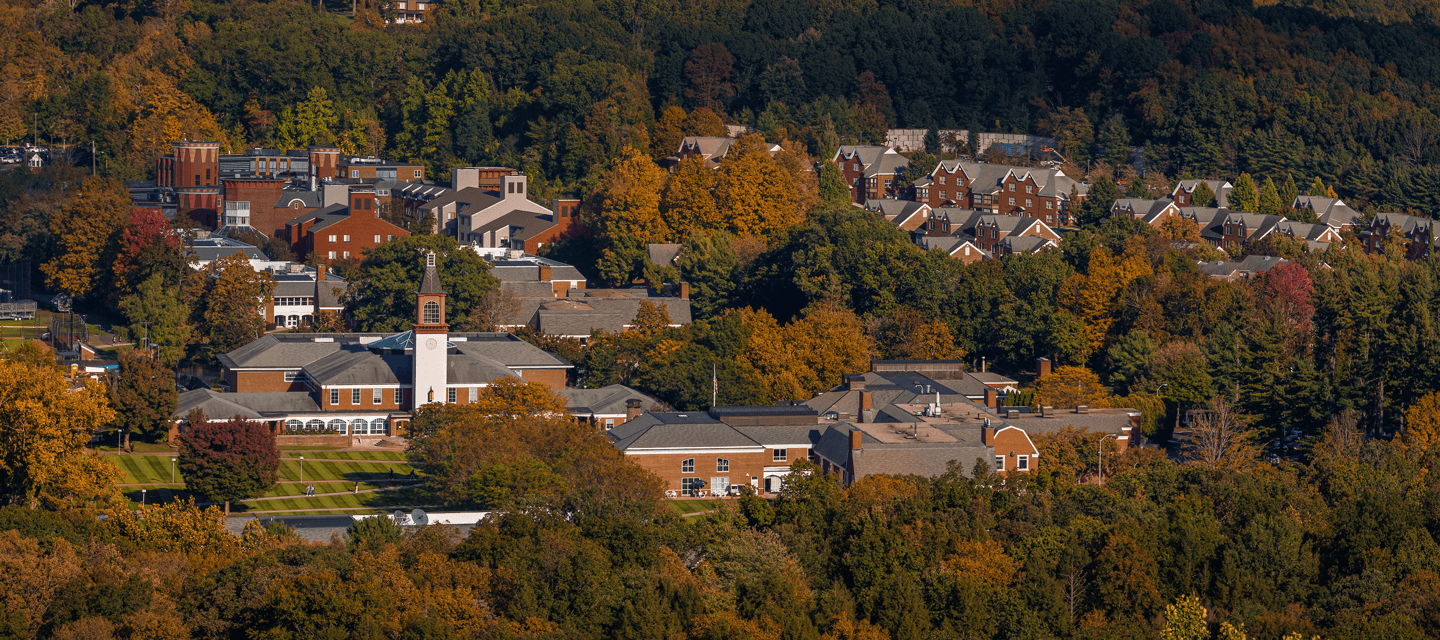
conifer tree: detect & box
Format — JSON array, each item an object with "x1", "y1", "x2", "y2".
[
  {"x1": 1280, "y1": 173, "x2": 1300, "y2": 207},
  {"x1": 1191, "y1": 181, "x2": 1218, "y2": 208},
  {"x1": 1259, "y1": 177, "x2": 1285, "y2": 216},
  {"x1": 1230, "y1": 173, "x2": 1260, "y2": 212},
  {"x1": 819, "y1": 162, "x2": 850, "y2": 204}
]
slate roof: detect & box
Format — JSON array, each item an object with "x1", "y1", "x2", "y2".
[
  {"x1": 607, "y1": 412, "x2": 762, "y2": 450},
  {"x1": 276, "y1": 189, "x2": 323, "y2": 209},
  {"x1": 732, "y1": 425, "x2": 822, "y2": 447},
  {"x1": 173, "y1": 389, "x2": 322, "y2": 420},
  {"x1": 555, "y1": 384, "x2": 662, "y2": 418},
  {"x1": 1004, "y1": 410, "x2": 1137, "y2": 437},
  {"x1": 219, "y1": 332, "x2": 570, "y2": 376},
  {"x1": 1180, "y1": 207, "x2": 1230, "y2": 242},
  {"x1": 812, "y1": 423, "x2": 993, "y2": 480},
  {"x1": 304, "y1": 349, "x2": 410, "y2": 386},
  {"x1": 1292, "y1": 196, "x2": 1362, "y2": 229},
  {"x1": 1113, "y1": 198, "x2": 1179, "y2": 224},
  {"x1": 189, "y1": 237, "x2": 266, "y2": 263},
  {"x1": 532, "y1": 295, "x2": 693, "y2": 336},
  {"x1": 924, "y1": 160, "x2": 1087, "y2": 199},
  {"x1": 647, "y1": 243, "x2": 683, "y2": 266},
  {"x1": 999, "y1": 235, "x2": 1056, "y2": 254}
]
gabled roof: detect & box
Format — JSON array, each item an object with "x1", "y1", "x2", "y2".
[
  {"x1": 999, "y1": 235, "x2": 1057, "y2": 254},
  {"x1": 607, "y1": 412, "x2": 762, "y2": 450},
  {"x1": 555, "y1": 384, "x2": 661, "y2": 418},
  {"x1": 833, "y1": 145, "x2": 895, "y2": 166},
  {"x1": 173, "y1": 388, "x2": 322, "y2": 420},
  {"x1": 926, "y1": 160, "x2": 1087, "y2": 199},
  {"x1": 1292, "y1": 196, "x2": 1362, "y2": 229},
  {"x1": 1223, "y1": 212, "x2": 1286, "y2": 239},
  {"x1": 1173, "y1": 179, "x2": 1233, "y2": 208},
  {"x1": 473, "y1": 209, "x2": 556, "y2": 241}
]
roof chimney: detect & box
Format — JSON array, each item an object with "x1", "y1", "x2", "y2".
[
  {"x1": 984, "y1": 388, "x2": 998, "y2": 409},
  {"x1": 679, "y1": 282, "x2": 690, "y2": 300},
  {"x1": 845, "y1": 373, "x2": 865, "y2": 391},
  {"x1": 538, "y1": 264, "x2": 552, "y2": 282},
  {"x1": 501, "y1": 174, "x2": 527, "y2": 200},
  {"x1": 317, "y1": 265, "x2": 327, "y2": 281},
  {"x1": 983, "y1": 426, "x2": 995, "y2": 444},
  {"x1": 1076, "y1": 405, "x2": 1089, "y2": 414},
  {"x1": 452, "y1": 167, "x2": 479, "y2": 191},
  {"x1": 1041, "y1": 405, "x2": 1053, "y2": 418},
  {"x1": 850, "y1": 430, "x2": 862, "y2": 451},
  {"x1": 1037, "y1": 357, "x2": 1052, "y2": 377},
  {"x1": 625, "y1": 398, "x2": 644, "y2": 423}
]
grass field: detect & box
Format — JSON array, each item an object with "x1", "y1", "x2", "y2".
[
  {"x1": 669, "y1": 500, "x2": 721, "y2": 516},
  {"x1": 94, "y1": 442, "x2": 175, "y2": 454},
  {"x1": 121, "y1": 484, "x2": 433, "y2": 513},
  {"x1": 280, "y1": 451, "x2": 412, "y2": 461},
  {"x1": 278, "y1": 445, "x2": 345, "y2": 451},
  {"x1": 113, "y1": 455, "x2": 424, "y2": 485}
]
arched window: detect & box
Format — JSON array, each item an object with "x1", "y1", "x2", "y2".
[
  {"x1": 371, "y1": 418, "x2": 387, "y2": 435},
  {"x1": 422, "y1": 300, "x2": 440, "y2": 324},
  {"x1": 306, "y1": 419, "x2": 325, "y2": 431},
  {"x1": 351, "y1": 418, "x2": 370, "y2": 435},
  {"x1": 328, "y1": 419, "x2": 347, "y2": 433},
  {"x1": 285, "y1": 419, "x2": 302, "y2": 433}
]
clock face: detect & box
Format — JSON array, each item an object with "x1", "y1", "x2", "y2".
[{"x1": 425, "y1": 338, "x2": 438, "y2": 350}]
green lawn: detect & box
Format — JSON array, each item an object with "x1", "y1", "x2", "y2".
[
  {"x1": 95, "y1": 442, "x2": 175, "y2": 454},
  {"x1": 278, "y1": 445, "x2": 345, "y2": 451},
  {"x1": 281, "y1": 451, "x2": 411, "y2": 461},
  {"x1": 669, "y1": 499, "x2": 721, "y2": 516},
  {"x1": 121, "y1": 485, "x2": 433, "y2": 513},
  {"x1": 113, "y1": 456, "x2": 424, "y2": 484}
]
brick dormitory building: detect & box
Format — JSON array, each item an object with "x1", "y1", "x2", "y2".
[{"x1": 609, "y1": 361, "x2": 1141, "y2": 496}]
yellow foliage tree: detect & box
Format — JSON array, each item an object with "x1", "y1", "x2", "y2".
[
  {"x1": 788, "y1": 303, "x2": 874, "y2": 392},
  {"x1": 1060, "y1": 242, "x2": 1152, "y2": 358},
  {"x1": 1034, "y1": 365, "x2": 1110, "y2": 409},
  {"x1": 652, "y1": 105, "x2": 687, "y2": 158},
  {"x1": 1403, "y1": 391, "x2": 1440, "y2": 455},
  {"x1": 591, "y1": 146, "x2": 672, "y2": 243},
  {"x1": 661, "y1": 155, "x2": 721, "y2": 237},
  {"x1": 715, "y1": 134, "x2": 803, "y2": 237},
  {"x1": 0, "y1": 357, "x2": 121, "y2": 508},
  {"x1": 41, "y1": 177, "x2": 130, "y2": 299}
]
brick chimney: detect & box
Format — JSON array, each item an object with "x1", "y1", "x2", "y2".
[
  {"x1": 984, "y1": 387, "x2": 998, "y2": 409},
  {"x1": 538, "y1": 264, "x2": 552, "y2": 282},
  {"x1": 983, "y1": 426, "x2": 995, "y2": 444},
  {"x1": 679, "y1": 282, "x2": 690, "y2": 299},
  {"x1": 850, "y1": 430, "x2": 862, "y2": 451},
  {"x1": 1037, "y1": 357, "x2": 1052, "y2": 378},
  {"x1": 625, "y1": 398, "x2": 644, "y2": 423},
  {"x1": 317, "y1": 265, "x2": 327, "y2": 281}
]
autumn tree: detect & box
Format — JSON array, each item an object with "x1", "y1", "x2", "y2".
[
  {"x1": 0, "y1": 358, "x2": 120, "y2": 508},
  {"x1": 631, "y1": 300, "x2": 671, "y2": 335},
  {"x1": 108, "y1": 349, "x2": 178, "y2": 450},
  {"x1": 872, "y1": 307, "x2": 964, "y2": 360},
  {"x1": 41, "y1": 177, "x2": 130, "y2": 301},
  {"x1": 715, "y1": 134, "x2": 803, "y2": 237},
  {"x1": 1160, "y1": 595, "x2": 1208, "y2": 640},
  {"x1": 344, "y1": 234, "x2": 498, "y2": 332},
  {"x1": 178, "y1": 418, "x2": 280, "y2": 513},
  {"x1": 1182, "y1": 396, "x2": 1255, "y2": 469},
  {"x1": 1035, "y1": 365, "x2": 1110, "y2": 409},
  {"x1": 409, "y1": 377, "x2": 663, "y2": 514},
  {"x1": 652, "y1": 105, "x2": 687, "y2": 158},
  {"x1": 685, "y1": 43, "x2": 735, "y2": 111},
  {"x1": 112, "y1": 209, "x2": 188, "y2": 299},
  {"x1": 683, "y1": 107, "x2": 727, "y2": 137},
  {"x1": 1403, "y1": 391, "x2": 1440, "y2": 455},
  {"x1": 186, "y1": 253, "x2": 275, "y2": 355},
  {"x1": 660, "y1": 155, "x2": 721, "y2": 236},
  {"x1": 1039, "y1": 106, "x2": 1094, "y2": 165},
  {"x1": 461, "y1": 287, "x2": 520, "y2": 332}
]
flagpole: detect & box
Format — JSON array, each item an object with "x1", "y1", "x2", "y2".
[{"x1": 712, "y1": 363, "x2": 718, "y2": 407}]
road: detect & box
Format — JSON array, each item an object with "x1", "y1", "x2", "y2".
[{"x1": 225, "y1": 513, "x2": 476, "y2": 542}]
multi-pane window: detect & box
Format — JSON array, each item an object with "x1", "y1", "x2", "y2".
[
  {"x1": 394, "y1": 388, "x2": 403, "y2": 404},
  {"x1": 330, "y1": 389, "x2": 339, "y2": 405},
  {"x1": 284, "y1": 371, "x2": 308, "y2": 383},
  {"x1": 423, "y1": 301, "x2": 440, "y2": 324},
  {"x1": 373, "y1": 388, "x2": 383, "y2": 404},
  {"x1": 1008, "y1": 183, "x2": 1016, "y2": 191},
  {"x1": 681, "y1": 458, "x2": 695, "y2": 474},
  {"x1": 328, "y1": 235, "x2": 337, "y2": 243},
  {"x1": 1026, "y1": 199, "x2": 1033, "y2": 207},
  {"x1": 447, "y1": 388, "x2": 457, "y2": 403},
  {"x1": 373, "y1": 235, "x2": 381, "y2": 243},
  {"x1": 469, "y1": 387, "x2": 478, "y2": 402},
  {"x1": 717, "y1": 458, "x2": 730, "y2": 472},
  {"x1": 995, "y1": 455, "x2": 1005, "y2": 471},
  {"x1": 343, "y1": 235, "x2": 351, "y2": 243},
  {"x1": 939, "y1": 176, "x2": 946, "y2": 184},
  {"x1": 274, "y1": 297, "x2": 315, "y2": 307},
  {"x1": 681, "y1": 477, "x2": 704, "y2": 496},
  {"x1": 1017, "y1": 455, "x2": 1029, "y2": 471},
  {"x1": 940, "y1": 191, "x2": 947, "y2": 198},
  {"x1": 773, "y1": 449, "x2": 787, "y2": 462},
  {"x1": 1008, "y1": 197, "x2": 1016, "y2": 206},
  {"x1": 1026, "y1": 185, "x2": 1034, "y2": 194},
  {"x1": 352, "y1": 389, "x2": 362, "y2": 404},
  {"x1": 413, "y1": 170, "x2": 422, "y2": 178}
]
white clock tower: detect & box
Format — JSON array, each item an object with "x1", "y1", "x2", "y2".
[{"x1": 412, "y1": 251, "x2": 449, "y2": 405}]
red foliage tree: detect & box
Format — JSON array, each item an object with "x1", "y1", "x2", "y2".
[
  {"x1": 1256, "y1": 261, "x2": 1314, "y2": 332},
  {"x1": 685, "y1": 42, "x2": 736, "y2": 112},
  {"x1": 177, "y1": 418, "x2": 280, "y2": 511},
  {"x1": 113, "y1": 209, "x2": 187, "y2": 294}
]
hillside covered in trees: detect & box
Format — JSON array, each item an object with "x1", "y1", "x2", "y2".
[{"x1": 10, "y1": 0, "x2": 1440, "y2": 211}]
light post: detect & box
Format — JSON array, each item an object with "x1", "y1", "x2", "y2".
[
  {"x1": 1097, "y1": 434, "x2": 1118, "y2": 485},
  {"x1": 170, "y1": 458, "x2": 176, "y2": 484},
  {"x1": 141, "y1": 489, "x2": 146, "y2": 506},
  {"x1": 299, "y1": 456, "x2": 304, "y2": 483}
]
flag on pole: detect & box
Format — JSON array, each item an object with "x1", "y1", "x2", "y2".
[{"x1": 712, "y1": 363, "x2": 718, "y2": 406}]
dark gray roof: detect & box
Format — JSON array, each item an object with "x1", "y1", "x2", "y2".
[
  {"x1": 647, "y1": 243, "x2": 683, "y2": 266},
  {"x1": 608, "y1": 412, "x2": 762, "y2": 450},
  {"x1": 555, "y1": 384, "x2": 661, "y2": 417},
  {"x1": 732, "y1": 425, "x2": 821, "y2": 447},
  {"x1": 472, "y1": 209, "x2": 556, "y2": 240},
  {"x1": 276, "y1": 189, "x2": 322, "y2": 209},
  {"x1": 1003, "y1": 410, "x2": 1136, "y2": 437},
  {"x1": 189, "y1": 237, "x2": 266, "y2": 263},
  {"x1": 303, "y1": 349, "x2": 409, "y2": 385},
  {"x1": 812, "y1": 423, "x2": 992, "y2": 480},
  {"x1": 173, "y1": 389, "x2": 322, "y2": 420},
  {"x1": 419, "y1": 261, "x2": 444, "y2": 295},
  {"x1": 220, "y1": 332, "x2": 570, "y2": 372},
  {"x1": 532, "y1": 296, "x2": 692, "y2": 336}
]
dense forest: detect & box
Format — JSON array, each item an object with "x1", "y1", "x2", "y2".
[{"x1": 12, "y1": 0, "x2": 1440, "y2": 210}]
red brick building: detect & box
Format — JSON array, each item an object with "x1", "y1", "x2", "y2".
[
  {"x1": 286, "y1": 188, "x2": 410, "y2": 263},
  {"x1": 833, "y1": 145, "x2": 909, "y2": 204},
  {"x1": 910, "y1": 160, "x2": 1086, "y2": 227}
]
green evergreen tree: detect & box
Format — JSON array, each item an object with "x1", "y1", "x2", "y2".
[
  {"x1": 108, "y1": 349, "x2": 178, "y2": 450},
  {"x1": 119, "y1": 274, "x2": 192, "y2": 366},
  {"x1": 1281, "y1": 173, "x2": 1300, "y2": 207},
  {"x1": 1307, "y1": 176, "x2": 1331, "y2": 197},
  {"x1": 818, "y1": 161, "x2": 850, "y2": 204},
  {"x1": 1097, "y1": 113, "x2": 1131, "y2": 167},
  {"x1": 1259, "y1": 177, "x2": 1284, "y2": 216},
  {"x1": 679, "y1": 232, "x2": 740, "y2": 321},
  {"x1": 1230, "y1": 173, "x2": 1260, "y2": 212},
  {"x1": 1191, "y1": 181, "x2": 1218, "y2": 208},
  {"x1": 1078, "y1": 178, "x2": 1120, "y2": 226}
]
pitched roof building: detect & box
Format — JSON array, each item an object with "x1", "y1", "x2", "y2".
[{"x1": 834, "y1": 145, "x2": 909, "y2": 204}]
